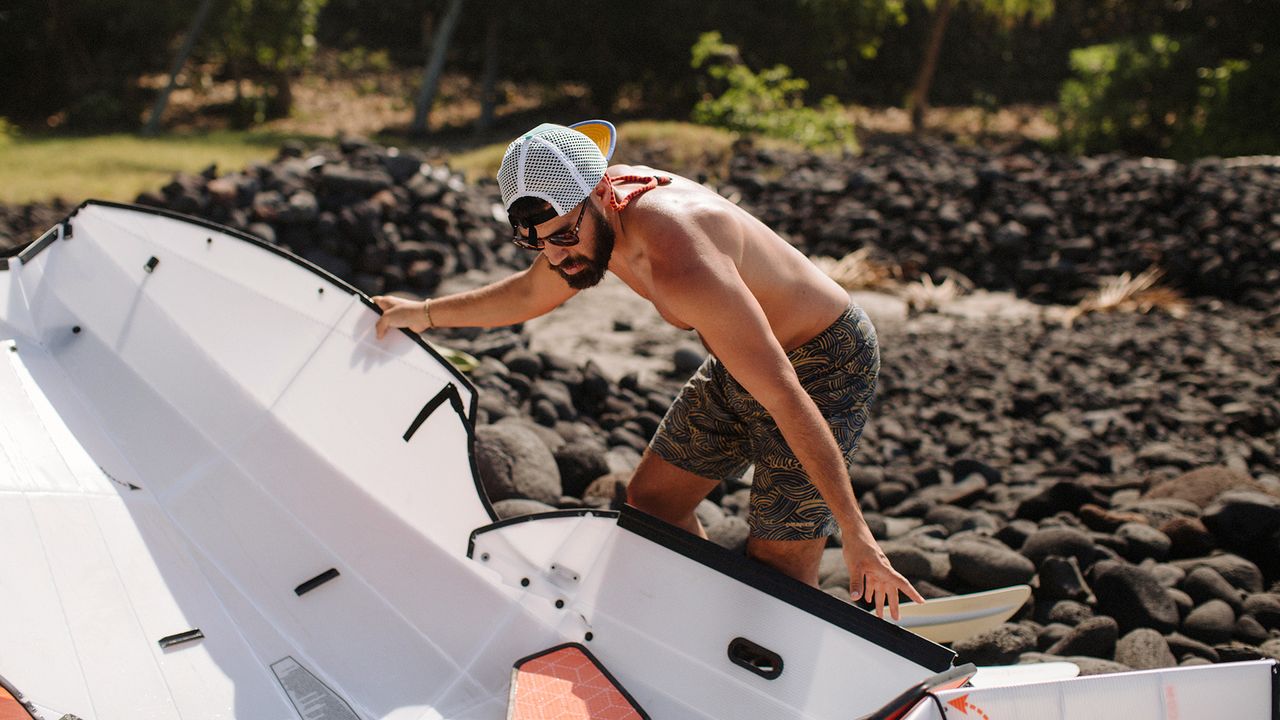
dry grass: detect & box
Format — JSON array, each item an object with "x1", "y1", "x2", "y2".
[
  {"x1": 812, "y1": 248, "x2": 900, "y2": 291},
  {"x1": 900, "y1": 274, "x2": 968, "y2": 315},
  {"x1": 1063, "y1": 268, "x2": 1189, "y2": 326}
]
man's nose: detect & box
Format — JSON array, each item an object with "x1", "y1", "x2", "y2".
[{"x1": 542, "y1": 244, "x2": 569, "y2": 266}]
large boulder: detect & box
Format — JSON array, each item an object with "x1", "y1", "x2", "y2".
[
  {"x1": 475, "y1": 423, "x2": 562, "y2": 505},
  {"x1": 1144, "y1": 466, "x2": 1271, "y2": 506},
  {"x1": 952, "y1": 623, "x2": 1037, "y2": 666},
  {"x1": 1114, "y1": 629, "x2": 1177, "y2": 669},
  {"x1": 949, "y1": 540, "x2": 1037, "y2": 589},
  {"x1": 1090, "y1": 560, "x2": 1179, "y2": 633}
]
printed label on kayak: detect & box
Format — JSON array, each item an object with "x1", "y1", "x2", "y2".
[{"x1": 271, "y1": 657, "x2": 359, "y2": 720}]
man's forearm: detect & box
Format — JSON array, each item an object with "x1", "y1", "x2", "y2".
[{"x1": 429, "y1": 262, "x2": 573, "y2": 328}]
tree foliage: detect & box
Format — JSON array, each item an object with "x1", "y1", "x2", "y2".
[
  {"x1": 1056, "y1": 0, "x2": 1280, "y2": 157},
  {"x1": 690, "y1": 32, "x2": 856, "y2": 150},
  {"x1": 208, "y1": 0, "x2": 328, "y2": 121}
]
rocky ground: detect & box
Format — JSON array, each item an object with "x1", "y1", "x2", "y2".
[{"x1": 2, "y1": 136, "x2": 1278, "y2": 673}]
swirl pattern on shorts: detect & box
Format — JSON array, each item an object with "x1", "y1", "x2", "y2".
[{"x1": 649, "y1": 303, "x2": 880, "y2": 540}]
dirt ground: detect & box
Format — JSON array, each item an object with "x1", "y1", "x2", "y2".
[{"x1": 149, "y1": 52, "x2": 1058, "y2": 146}]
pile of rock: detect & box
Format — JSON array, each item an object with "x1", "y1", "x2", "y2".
[{"x1": 716, "y1": 138, "x2": 1280, "y2": 310}]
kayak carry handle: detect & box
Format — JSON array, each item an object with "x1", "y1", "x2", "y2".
[{"x1": 727, "y1": 636, "x2": 783, "y2": 680}]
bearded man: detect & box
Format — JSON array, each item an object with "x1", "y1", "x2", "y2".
[{"x1": 374, "y1": 120, "x2": 922, "y2": 618}]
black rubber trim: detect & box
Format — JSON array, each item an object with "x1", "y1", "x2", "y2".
[
  {"x1": 728, "y1": 636, "x2": 784, "y2": 680},
  {"x1": 63, "y1": 201, "x2": 497, "y2": 522},
  {"x1": 466, "y1": 508, "x2": 619, "y2": 559},
  {"x1": 17, "y1": 224, "x2": 60, "y2": 264},
  {"x1": 158, "y1": 628, "x2": 204, "y2": 649},
  {"x1": 0, "y1": 257, "x2": 8, "y2": 272},
  {"x1": 512, "y1": 642, "x2": 651, "y2": 720},
  {"x1": 856, "y1": 663, "x2": 976, "y2": 720},
  {"x1": 617, "y1": 505, "x2": 955, "y2": 672},
  {"x1": 403, "y1": 383, "x2": 466, "y2": 442},
  {"x1": 1271, "y1": 659, "x2": 1278, "y2": 720},
  {"x1": 295, "y1": 568, "x2": 341, "y2": 596}
]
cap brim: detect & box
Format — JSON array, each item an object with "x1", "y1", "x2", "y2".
[{"x1": 569, "y1": 119, "x2": 616, "y2": 161}]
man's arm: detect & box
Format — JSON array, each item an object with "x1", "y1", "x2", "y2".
[
  {"x1": 647, "y1": 214, "x2": 923, "y2": 619},
  {"x1": 374, "y1": 254, "x2": 578, "y2": 338}
]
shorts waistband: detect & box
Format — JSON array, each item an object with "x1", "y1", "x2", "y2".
[{"x1": 785, "y1": 301, "x2": 863, "y2": 360}]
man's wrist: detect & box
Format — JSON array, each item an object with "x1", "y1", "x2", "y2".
[{"x1": 421, "y1": 299, "x2": 434, "y2": 329}]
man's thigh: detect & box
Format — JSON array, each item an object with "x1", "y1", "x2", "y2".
[
  {"x1": 627, "y1": 449, "x2": 722, "y2": 537},
  {"x1": 746, "y1": 535, "x2": 827, "y2": 586}
]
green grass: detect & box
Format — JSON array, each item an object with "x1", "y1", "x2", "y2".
[
  {"x1": 1, "y1": 121, "x2": 813, "y2": 204},
  {"x1": 0, "y1": 131, "x2": 317, "y2": 205}
]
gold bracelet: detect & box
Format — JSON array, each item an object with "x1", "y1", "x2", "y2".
[{"x1": 421, "y1": 299, "x2": 434, "y2": 329}]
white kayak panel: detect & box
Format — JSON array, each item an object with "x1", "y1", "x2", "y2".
[
  {"x1": 932, "y1": 659, "x2": 1277, "y2": 720},
  {"x1": 5, "y1": 201, "x2": 490, "y2": 558},
  {"x1": 471, "y1": 508, "x2": 956, "y2": 719},
  {"x1": 0, "y1": 341, "x2": 294, "y2": 718}
]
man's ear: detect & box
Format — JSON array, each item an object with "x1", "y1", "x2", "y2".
[{"x1": 594, "y1": 175, "x2": 610, "y2": 199}]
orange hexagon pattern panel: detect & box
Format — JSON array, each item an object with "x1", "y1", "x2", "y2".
[{"x1": 508, "y1": 643, "x2": 648, "y2": 720}]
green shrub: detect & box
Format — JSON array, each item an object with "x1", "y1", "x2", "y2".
[
  {"x1": 0, "y1": 118, "x2": 16, "y2": 149},
  {"x1": 690, "y1": 32, "x2": 857, "y2": 152},
  {"x1": 1057, "y1": 34, "x2": 1280, "y2": 159}
]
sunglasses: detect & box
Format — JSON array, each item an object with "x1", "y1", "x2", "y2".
[{"x1": 511, "y1": 201, "x2": 587, "y2": 250}]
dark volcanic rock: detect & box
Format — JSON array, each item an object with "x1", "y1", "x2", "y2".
[
  {"x1": 1145, "y1": 466, "x2": 1271, "y2": 506},
  {"x1": 1242, "y1": 592, "x2": 1280, "y2": 630},
  {"x1": 1115, "y1": 629, "x2": 1177, "y2": 669},
  {"x1": 1091, "y1": 560, "x2": 1179, "y2": 633},
  {"x1": 952, "y1": 623, "x2": 1037, "y2": 666},
  {"x1": 553, "y1": 440, "x2": 611, "y2": 498},
  {"x1": 1202, "y1": 491, "x2": 1280, "y2": 564},
  {"x1": 1160, "y1": 517, "x2": 1218, "y2": 559},
  {"x1": 1036, "y1": 555, "x2": 1095, "y2": 604},
  {"x1": 1115, "y1": 522, "x2": 1171, "y2": 562},
  {"x1": 1165, "y1": 632, "x2": 1220, "y2": 663},
  {"x1": 1171, "y1": 554, "x2": 1264, "y2": 593},
  {"x1": 1016, "y1": 480, "x2": 1108, "y2": 520},
  {"x1": 1181, "y1": 599, "x2": 1236, "y2": 644},
  {"x1": 1046, "y1": 615, "x2": 1118, "y2": 659},
  {"x1": 949, "y1": 539, "x2": 1037, "y2": 589},
  {"x1": 491, "y1": 497, "x2": 557, "y2": 518},
  {"x1": 1021, "y1": 527, "x2": 1098, "y2": 567},
  {"x1": 475, "y1": 424, "x2": 561, "y2": 505},
  {"x1": 1181, "y1": 567, "x2": 1244, "y2": 613}
]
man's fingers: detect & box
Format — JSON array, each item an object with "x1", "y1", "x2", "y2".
[
  {"x1": 849, "y1": 573, "x2": 864, "y2": 602},
  {"x1": 375, "y1": 315, "x2": 388, "y2": 339},
  {"x1": 889, "y1": 590, "x2": 901, "y2": 621}
]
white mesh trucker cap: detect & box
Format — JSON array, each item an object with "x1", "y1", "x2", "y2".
[{"x1": 497, "y1": 120, "x2": 617, "y2": 219}]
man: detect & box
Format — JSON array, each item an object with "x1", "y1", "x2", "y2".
[{"x1": 374, "y1": 120, "x2": 923, "y2": 619}]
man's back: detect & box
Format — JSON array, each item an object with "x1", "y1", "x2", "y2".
[{"x1": 601, "y1": 163, "x2": 851, "y2": 352}]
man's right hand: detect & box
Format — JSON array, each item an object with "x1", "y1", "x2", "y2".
[{"x1": 372, "y1": 295, "x2": 431, "y2": 339}]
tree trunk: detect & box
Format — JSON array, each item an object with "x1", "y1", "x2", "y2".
[
  {"x1": 144, "y1": 0, "x2": 217, "y2": 135},
  {"x1": 476, "y1": 12, "x2": 501, "y2": 133},
  {"x1": 410, "y1": 0, "x2": 466, "y2": 136},
  {"x1": 908, "y1": 0, "x2": 955, "y2": 133},
  {"x1": 272, "y1": 70, "x2": 294, "y2": 118}
]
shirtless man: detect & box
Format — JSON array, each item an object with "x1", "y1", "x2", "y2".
[{"x1": 374, "y1": 121, "x2": 923, "y2": 619}]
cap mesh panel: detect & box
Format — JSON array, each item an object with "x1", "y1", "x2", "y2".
[{"x1": 498, "y1": 126, "x2": 607, "y2": 215}]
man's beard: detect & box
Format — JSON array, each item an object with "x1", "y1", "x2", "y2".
[{"x1": 556, "y1": 206, "x2": 615, "y2": 290}]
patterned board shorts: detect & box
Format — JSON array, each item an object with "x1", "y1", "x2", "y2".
[{"x1": 649, "y1": 303, "x2": 880, "y2": 541}]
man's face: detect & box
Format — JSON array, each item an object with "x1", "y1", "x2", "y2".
[{"x1": 538, "y1": 203, "x2": 615, "y2": 290}]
